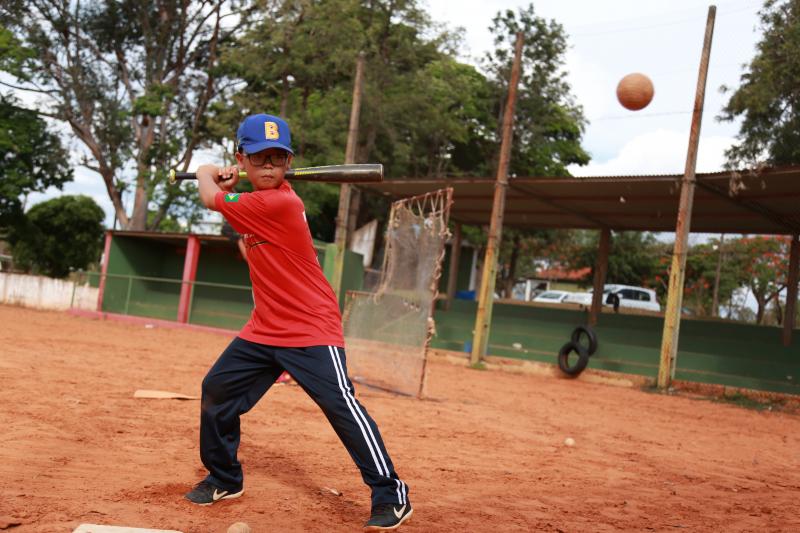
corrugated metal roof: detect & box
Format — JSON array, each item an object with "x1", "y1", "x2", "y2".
[{"x1": 357, "y1": 165, "x2": 800, "y2": 234}]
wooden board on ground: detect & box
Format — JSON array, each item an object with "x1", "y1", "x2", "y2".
[
  {"x1": 133, "y1": 389, "x2": 199, "y2": 400},
  {"x1": 73, "y1": 525, "x2": 183, "y2": 533}
]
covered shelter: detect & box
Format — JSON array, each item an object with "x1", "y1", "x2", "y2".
[
  {"x1": 356, "y1": 165, "x2": 800, "y2": 366},
  {"x1": 358, "y1": 165, "x2": 800, "y2": 234}
]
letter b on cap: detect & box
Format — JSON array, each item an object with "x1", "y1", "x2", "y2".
[{"x1": 265, "y1": 121, "x2": 280, "y2": 140}]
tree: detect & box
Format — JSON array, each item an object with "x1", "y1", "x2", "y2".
[
  {"x1": 731, "y1": 235, "x2": 790, "y2": 324},
  {"x1": 494, "y1": 227, "x2": 579, "y2": 297},
  {"x1": 570, "y1": 231, "x2": 665, "y2": 293},
  {"x1": 719, "y1": 0, "x2": 800, "y2": 168},
  {"x1": 681, "y1": 239, "x2": 745, "y2": 317},
  {"x1": 1, "y1": 1, "x2": 238, "y2": 231},
  {"x1": 214, "y1": 0, "x2": 492, "y2": 177},
  {"x1": 0, "y1": 94, "x2": 72, "y2": 229},
  {"x1": 484, "y1": 4, "x2": 590, "y2": 177},
  {"x1": 9, "y1": 196, "x2": 105, "y2": 278},
  {"x1": 210, "y1": 0, "x2": 488, "y2": 240},
  {"x1": 470, "y1": 4, "x2": 591, "y2": 294}
]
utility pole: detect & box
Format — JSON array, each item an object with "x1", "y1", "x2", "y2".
[
  {"x1": 470, "y1": 32, "x2": 524, "y2": 366},
  {"x1": 331, "y1": 52, "x2": 366, "y2": 301},
  {"x1": 657, "y1": 6, "x2": 716, "y2": 390}
]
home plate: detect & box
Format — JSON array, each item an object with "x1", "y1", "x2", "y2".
[
  {"x1": 73, "y1": 525, "x2": 183, "y2": 533},
  {"x1": 133, "y1": 389, "x2": 199, "y2": 400}
]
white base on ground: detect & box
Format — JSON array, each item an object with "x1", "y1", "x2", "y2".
[
  {"x1": 73, "y1": 525, "x2": 183, "y2": 533},
  {"x1": 133, "y1": 389, "x2": 199, "y2": 400}
]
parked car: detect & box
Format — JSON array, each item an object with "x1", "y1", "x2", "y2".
[
  {"x1": 531, "y1": 290, "x2": 571, "y2": 304},
  {"x1": 564, "y1": 284, "x2": 661, "y2": 312}
]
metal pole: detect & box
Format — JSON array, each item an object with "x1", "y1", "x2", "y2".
[
  {"x1": 187, "y1": 282, "x2": 196, "y2": 324},
  {"x1": 124, "y1": 276, "x2": 133, "y2": 315},
  {"x1": 589, "y1": 228, "x2": 611, "y2": 326},
  {"x1": 70, "y1": 271, "x2": 79, "y2": 309},
  {"x1": 177, "y1": 235, "x2": 200, "y2": 323},
  {"x1": 782, "y1": 234, "x2": 800, "y2": 347},
  {"x1": 470, "y1": 32, "x2": 524, "y2": 366},
  {"x1": 657, "y1": 5, "x2": 716, "y2": 390},
  {"x1": 444, "y1": 222, "x2": 463, "y2": 311},
  {"x1": 332, "y1": 52, "x2": 366, "y2": 300},
  {"x1": 96, "y1": 232, "x2": 113, "y2": 312}
]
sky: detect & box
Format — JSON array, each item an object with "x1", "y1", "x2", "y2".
[
  {"x1": 24, "y1": 0, "x2": 765, "y2": 235},
  {"x1": 425, "y1": 0, "x2": 762, "y2": 176}
]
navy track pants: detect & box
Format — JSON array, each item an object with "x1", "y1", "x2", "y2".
[{"x1": 199, "y1": 336, "x2": 409, "y2": 507}]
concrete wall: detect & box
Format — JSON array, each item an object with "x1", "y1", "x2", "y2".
[{"x1": 0, "y1": 273, "x2": 97, "y2": 311}]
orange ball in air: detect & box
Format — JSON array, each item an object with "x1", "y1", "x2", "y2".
[{"x1": 616, "y1": 73, "x2": 654, "y2": 111}]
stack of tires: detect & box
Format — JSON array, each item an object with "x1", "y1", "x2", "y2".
[{"x1": 558, "y1": 325, "x2": 598, "y2": 377}]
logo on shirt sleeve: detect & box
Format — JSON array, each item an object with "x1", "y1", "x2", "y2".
[{"x1": 224, "y1": 193, "x2": 240, "y2": 203}]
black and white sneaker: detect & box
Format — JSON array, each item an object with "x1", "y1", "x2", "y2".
[
  {"x1": 184, "y1": 481, "x2": 243, "y2": 506},
  {"x1": 363, "y1": 502, "x2": 413, "y2": 531}
]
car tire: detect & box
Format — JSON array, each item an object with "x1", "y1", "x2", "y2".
[
  {"x1": 557, "y1": 341, "x2": 590, "y2": 377},
  {"x1": 571, "y1": 325, "x2": 598, "y2": 356}
]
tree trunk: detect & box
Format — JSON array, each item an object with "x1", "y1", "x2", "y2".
[
  {"x1": 711, "y1": 233, "x2": 724, "y2": 316},
  {"x1": 299, "y1": 86, "x2": 310, "y2": 158},
  {"x1": 130, "y1": 117, "x2": 156, "y2": 230},
  {"x1": 93, "y1": 166, "x2": 128, "y2": 228},
  {"x1": 755, "y1": 294, "x2": 766, "y2": 324},
  {"x1": 280, "y1": 74, "x2": 289, "y2": 116},
  {"x1": 504, "y1": 235, "x2": 521, "y2": 298}
]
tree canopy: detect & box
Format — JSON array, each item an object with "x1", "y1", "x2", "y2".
[
  {"x1": 0, "y1": 94, "x2": 72, "y2": 230},
  {"x1": 720, "y1": 0, "x2": 800, "y2": 167},
  {"x1": 9, "y1": 195, "x2": 105, "y2": 278},
  {"x1": 484, "y1": 5, "x2": 589, "y2": 177},
  {"x1": 1, "y1": 0, "x2": 590, "y2": 237},
  {"x1": 0, "y1": 0, "x2": 237, "y2": 230}
]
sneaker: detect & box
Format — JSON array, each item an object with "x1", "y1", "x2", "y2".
[
  {"x1": 184, "y1": 481, "x2": 243, "y2": 506},
  {"x1": 363, "y1": 502, "x2": 413, "y2": 531}
]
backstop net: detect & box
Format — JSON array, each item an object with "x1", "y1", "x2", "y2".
[{"x1": 343, "y1": 188, "x2": 453, "y2": 397}]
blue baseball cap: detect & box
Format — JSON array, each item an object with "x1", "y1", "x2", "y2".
[{"x1": 236, "y1": 113, "x2": 294, "y2": 155}]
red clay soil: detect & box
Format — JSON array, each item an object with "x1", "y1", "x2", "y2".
[{"x1": 2, "y1": 304, "x2": 799, "y2": 533}]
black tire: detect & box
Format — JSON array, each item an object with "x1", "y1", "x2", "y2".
[
  {"x1": 571, "y1": 325, "x2": 598, "y2": 356},
  {"x1": 557, "y1": 341, "x2": 590, "y2": 377}
]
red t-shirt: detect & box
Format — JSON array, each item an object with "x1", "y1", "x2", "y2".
[{"x1": 215, "y1": 182, "x2": 344, "y2": 347}]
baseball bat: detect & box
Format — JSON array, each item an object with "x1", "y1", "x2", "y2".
[{"x1": 168, "y1": 163, "x2": 383, "y2": 184}]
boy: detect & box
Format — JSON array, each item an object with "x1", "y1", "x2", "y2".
[{"x1": 185, "y1": 113, "x2": 412, "y2": 531}]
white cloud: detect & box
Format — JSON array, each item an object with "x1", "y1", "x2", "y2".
[{"x1": 569, "y1": 129, "x2": 735, "y2": 176}]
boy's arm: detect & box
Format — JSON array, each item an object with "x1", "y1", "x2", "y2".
[{"x1": 197, "y1": 164, "x2": 239, "y2": 211}]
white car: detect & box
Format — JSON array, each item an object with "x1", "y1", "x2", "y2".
[
  {"x1": 532, "y1": 290, "x2": 571, "y2": 304},
  {"x1": 564, "y1": 284, "x2": 661, "y2": 312}
]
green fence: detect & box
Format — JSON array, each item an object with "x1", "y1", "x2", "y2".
[
  {"x1": 84, "y1": 272, "x2": 252, "y2": 328},
  {"x1": 76, "y1": 266, "x2": 800, "y2": 395},
  {"x1": 188, "y1": 280, "x2": 252, "y2": 330},
  {"x1": 87, "y1": 234, "x2": 364, "y2": 331},
  {"x1": 98, "y1": 273, "x2": 184, "y2": 321},
  {"x1": 431, "y1": 299, "x2": 800, "y2": 395}
]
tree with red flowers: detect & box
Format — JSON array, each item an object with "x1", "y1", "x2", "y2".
[{"x1": 732, "y1": 235, "x2": 791, "y2": 324}]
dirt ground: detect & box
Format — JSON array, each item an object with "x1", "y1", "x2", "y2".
[{"x1": 2, "y1": 304, "x2": 800, "y2": 533}]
